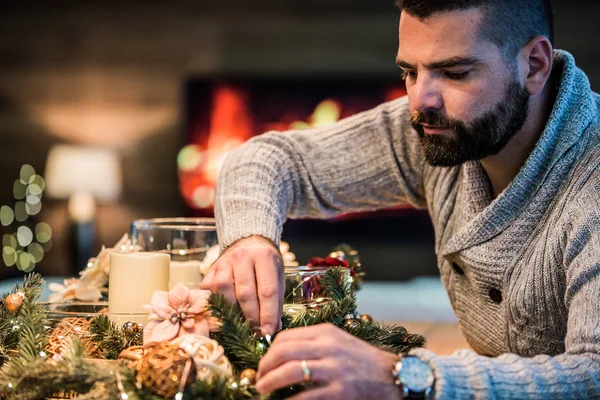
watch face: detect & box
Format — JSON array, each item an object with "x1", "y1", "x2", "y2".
[{"x1": 397, "y1": 356, "x2": 434, "y2": 393}]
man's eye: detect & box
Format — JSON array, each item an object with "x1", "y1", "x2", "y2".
[
  {"x1": 401, "y1": 70, "x2": 417, "y2": 81},
  {"x1": 444, "y1": 71, "x2": 470, "y2": 80}
]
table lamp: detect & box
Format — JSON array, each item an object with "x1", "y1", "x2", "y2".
[{"x1": 45, "y1": 145, "x2": 122, "y2": 273}]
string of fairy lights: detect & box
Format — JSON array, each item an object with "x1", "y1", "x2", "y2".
[{"x1": 1, "y1": 165, "x2": 52, "y2": 272}]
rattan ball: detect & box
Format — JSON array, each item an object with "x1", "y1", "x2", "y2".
[
  {"x1": 136, "y1": 342, "x2": 197, "y2": 398},
  {"x1": 118, "y1": 345, "x2": 145, "y2": 369},
  {"x1": 46, "y1": 317, "x2": 101, "y2": 359}
]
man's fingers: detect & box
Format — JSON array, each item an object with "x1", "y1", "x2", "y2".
[
  {"x1": 233, "y1": 256, "x2": 260, "y2": 328},
  {"x1": 273, "y1": 323, "x2": 338, "y2": 344},
  {"x1": 255, "y1": 359, "x2": 332, "y2": 394},
  {"x1": 255, "y1": 250, "x2": 284, "y2": 336},
  {"x1": 287, "y1": 384, "x2": 344, "y2": 400},
  {"x1": 212, "y1": 261, "x2": 237, "y2": 305},
  {"x1": 200, "y1": 266, "x2": 215, "y2": 290},
  {"x1": 257, "y1": 339, "x2": 322, "y2": 378}
]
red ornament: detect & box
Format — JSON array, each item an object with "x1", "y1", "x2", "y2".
[{"x1": 308, "y1": 256, "x2": 355, "y2": 277}]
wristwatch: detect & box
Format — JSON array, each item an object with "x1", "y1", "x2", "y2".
[{"x1": 392, "y1": 354, "x2": 435, "y2": 399}]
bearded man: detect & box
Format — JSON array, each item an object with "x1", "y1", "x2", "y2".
[{"x1": 201, "y1": 0, "x2": 600, "y2": 398}]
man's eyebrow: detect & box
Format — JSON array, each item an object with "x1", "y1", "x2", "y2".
[{"x1": 396, "y1": 56, "x2": 482, "y2": 70}]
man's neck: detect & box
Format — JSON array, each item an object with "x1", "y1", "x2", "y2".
[{"x1": 480, "y1": 83, "x2": 555, "y2": 198}]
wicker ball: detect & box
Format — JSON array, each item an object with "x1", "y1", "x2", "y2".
[
  {"x1": 118, "y1": 345, "x2": 145, "y2": 369},
  {"x1": 136, "y1": 342, "x2": 197, "y2": 398},
  {"x1": 46, "y1": 317, "x2": 101, "y2": 359},
  {"x1": 170, "y1": 334, "x2": 233, "y2": 380}
]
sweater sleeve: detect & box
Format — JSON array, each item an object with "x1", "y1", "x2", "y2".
[
  {"x1": 410, "y1": 184, "x2": 600, "y2": 399},
  {"x1": 214, "y1": 96, "x2": 427, "y2": 250}
]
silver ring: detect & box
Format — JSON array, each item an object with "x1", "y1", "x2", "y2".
[{"x1": 301, "y1": 359, "x2": 311, "y2": 382}]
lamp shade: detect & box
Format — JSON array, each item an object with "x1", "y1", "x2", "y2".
[{"x1": 45, "y1": 145, "x2": 122, "y2": 202}]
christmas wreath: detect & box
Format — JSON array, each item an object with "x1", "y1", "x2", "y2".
[{"x1": 0, "y1": 246, "x2": 425, "y2": 400}]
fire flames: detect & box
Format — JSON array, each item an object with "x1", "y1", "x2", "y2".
[{"x1": 178, "y1": 84, "x2": 406, "y2": 211}]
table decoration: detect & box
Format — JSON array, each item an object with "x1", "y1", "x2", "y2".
[{"x1": 0, "y1": 244, "x2": 425, "y2": 399}]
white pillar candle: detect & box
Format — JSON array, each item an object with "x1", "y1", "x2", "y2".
[
  {"x1": 169, "y1": 260, "x2": 203, "y2": 290},
  {"x1": 108, "y1": 252, "x2": 170, "y2": 326}
]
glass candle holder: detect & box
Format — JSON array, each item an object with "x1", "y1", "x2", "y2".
[
  {"x1": 43, "y1": 301, "x2": 108, "y2": 327},
  {"x1": 283, "y1": 265, "x2": 350, "y2": 320},
  {"x1": 130, "y1": 218, "x2": 218, "y2": 289}
]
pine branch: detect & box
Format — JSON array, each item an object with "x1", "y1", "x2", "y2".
[
  {"x1": 333, "y1": 243, "x2": 364, "y2": 291},
  {"x1": 89, "y1": 315, "x2": 143, "y2": 359},
  {"x1": 285, "y1": 267, "x2": 356, "y2": 330},
  {"x1": 208, "y1": 293, "x2": 262, "y2": 371},
  {"x1": 0, "y1": 338, "x2": 115, "y2": 400},
  {"x1": 14, "y1": 273, "x2": 47, "y2": 361},
  {"x1": 320, "y1": 267, "x2": 354, "y2": 304}
]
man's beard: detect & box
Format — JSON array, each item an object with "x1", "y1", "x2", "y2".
[{"x1": 410, "y1": 80, "x2": 530, "y2": 167}]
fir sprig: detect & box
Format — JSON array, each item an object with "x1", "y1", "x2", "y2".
[
  {"x1": 333, "y1": 243, "x2": 365, "y2": 291},
  {"x1": 208, "y1": 293, "x2": 262, "y2": 371},
  {"x1": 88, "y1": 314, "x2": 143, "y2": 359},
  {"x1": 14, "y1": 273, "x2": 47, "y2": 360},
  {"x1": 0, "y1": 338, "x2": 114, "y2": 400}
]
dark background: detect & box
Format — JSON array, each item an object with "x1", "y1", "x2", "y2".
[{"x1": 0, "y1": 0, "x2": 598, "y2": 281}]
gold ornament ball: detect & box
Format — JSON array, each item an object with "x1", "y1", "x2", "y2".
[
  {"x1": 360, "y1": 314, "x2": 373, "y2": 323},
  {"x1": 123, "y1": 321, "x2": 143, "y2": 335},
  {"x1": 5, "y1": 293, "x2": 24, "y2": 313},
  {"x1": 137, "y1": 342, "x2": 197, "y2": 398},
  {"x1": 344, "y1": 319, "x2": 360, "y2": 330},
  {"x1": 240, "y1": 368, "x2": 257, "y2": 385}
]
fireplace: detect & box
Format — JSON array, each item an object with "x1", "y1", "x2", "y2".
[{"x1": 180, "y1": 75, "x2": 437, "y2": 280}]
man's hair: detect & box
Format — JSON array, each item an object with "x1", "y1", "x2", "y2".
[{"x1": 395, "y1": 0, "x2": 554, "y2": 60}]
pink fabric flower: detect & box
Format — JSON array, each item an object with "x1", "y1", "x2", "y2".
[{"x1": 143, "y1": 284, "x2": 218, "y2": 345}]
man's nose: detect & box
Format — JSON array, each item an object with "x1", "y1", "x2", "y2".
[{"x1": 409, "y1": 74, "x2": 443, "y2": 112}]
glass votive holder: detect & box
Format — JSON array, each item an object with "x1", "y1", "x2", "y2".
[
  {"x1": 283, "y1": 265, "x2": 350, "y2": 320},
  {"x1": 43, "y1": 301, "x2": 108, "y2": 328},
  {"x1": 106, "y1": 312, "x2": 150, "y2": 327},
  {"x1": 130, "y1": 217, "x2": 218, "y2": 289}
]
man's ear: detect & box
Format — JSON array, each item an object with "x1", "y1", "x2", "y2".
[{"x1": 520, "y1": 36, "x2": 553, "y2": 95}]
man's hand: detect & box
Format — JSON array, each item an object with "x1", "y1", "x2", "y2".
[
  {"x1": 200, "y1": 235, "x2": 284, "y2": 336},
  {"x1": 256, "y1": 324, "x2": 401, "y2": 400}
]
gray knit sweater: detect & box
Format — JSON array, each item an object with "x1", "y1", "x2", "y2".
[{"x1": 215, "y1": 50, "x2": 600, "y2": 399}]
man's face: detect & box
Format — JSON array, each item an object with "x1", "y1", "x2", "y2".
[{"x1": 397, "y1": 9, "x2": 530, "y2": 166}]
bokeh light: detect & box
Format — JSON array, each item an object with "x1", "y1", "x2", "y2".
[
  {"x1": 19, "y1": 164, "x2": 35, "y2": 185},
  {"x1": 14, "y1": 201, "x2": 28, "y2": 222},
  {"x1": 16, "y1": 250, "x2": 35, "y2": 272},
  {"x1": 25, "y1": 201, "x2": 42, "y2": 216},
  {"x1": 177, "y1": 144, "x2": 203, "y2": 172},
  {"x1": 2, "y1": 165, "x2": 51, "y2": 271},
  {"x1": 3, "y1": 233, "x2": 17, "y2": 248},
  {"x1": 17, "y1": 226, "x2": 33, "y2": 247},
  {"x1": 30, "y1": 175, "x2": 46, "y2": 191},
  {"x1": 2, "y1": 246, "x2": 17, "y2": 267},
  {"x1": 13, "y1": 180, "x2": 27, "y2": 200},
  {"x1": 28, "y1": 243, "x2": 44, "y2": 263},
  {"x1": 27, "y1": 184, "x2": 43, "y2": 197},
  {"x1": 1, "y1": 206, "x2": 14, "y2": 226},
  {"x1": 35, "y1": 223, "x2": 52, "y2": 243},
  {"x1": 191, "y1": 186, "x2": 215, "y2": 208}
]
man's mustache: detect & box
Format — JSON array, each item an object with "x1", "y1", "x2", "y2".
[{"x1": 410, "y1": 111, "x2": 459, "y2": 130}]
